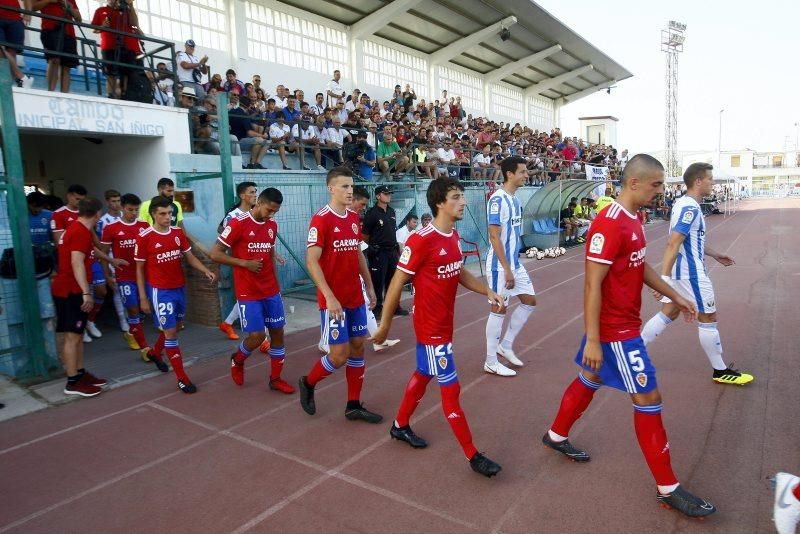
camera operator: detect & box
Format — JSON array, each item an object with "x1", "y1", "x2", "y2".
[
  {"x1": 176, "y1": 39, "x2": 208, "y2": 100},
  {"x1": 349, "y1": 131, "x2": 375, "y2": 180}
]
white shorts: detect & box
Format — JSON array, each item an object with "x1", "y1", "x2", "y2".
[
  {"x1": 660, "y1": 275, "x2": 716, "y2": 314},
  {"x1": 487, "y1": 265, "x2": 535, "y2": 303}
]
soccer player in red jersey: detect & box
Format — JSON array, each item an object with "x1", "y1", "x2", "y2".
[
  {"x1": 372, "y1": 177, "x2": 505, "y2": 477},
  {"x1": 542, "y1": 154, "x2": 716, "y2": 517},
  {"x1": 208, "y1": 187, "x2": 294, "y2": 393},
  {"x1": 298, "y1": 167, "x2": 382, "y2": 423},
  {"x1": 51, "y1": 198, "x2": 110, "y2": 397},
  {"x1": 135, "y1": 196, "x2": 216, "y2": 393},
  {"x1": 99, "y1": 194, "x2": 158, "y2": 366},
  {"x1": 50, "y1": 184, "x2": 86, "y2": 244}
]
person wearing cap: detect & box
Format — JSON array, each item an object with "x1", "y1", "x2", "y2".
[
  {"x1": 176, "y1": 39, "x2": 208, "y2": 100},
  {"x1": 363, "y1": 186, "x2": 408, "y2": 317}
]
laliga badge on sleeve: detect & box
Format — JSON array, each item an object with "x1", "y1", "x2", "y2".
[{"x1": 589, "y1": 233, "x2": 605, "y2": 254}]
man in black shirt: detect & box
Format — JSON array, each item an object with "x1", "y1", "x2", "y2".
[
  {"x1": 362, "y1": 185, "x2": 408, "y2": 317},
  {"x1": 229, "y1": 93, "x2": 269, "y2": 169}
]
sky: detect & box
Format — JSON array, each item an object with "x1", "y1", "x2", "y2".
[{"x1": 536, "y1": 0, "x2": 800, "y2": 155}]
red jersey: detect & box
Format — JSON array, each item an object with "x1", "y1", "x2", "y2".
[
  {"x1": 40, "y1": 0, "x2": 79, "y2": 36},
  {"x1": 51, "y1": 206, "x2": 79, "y2": 235},
  {"x1": 134, "y1": 226, "x2": 191, "y2": 289},
  {"x1": 100, "y1": 219, "x2": 149, "y2": 282},
  {"x1": 397, "y1": 224, "x2": 462, "y2": 344},
  {"x1": 90, "y1": 7, "x2": 119, "y2": 50},
  {"x1": 218, "y1": 212, "x2": 280, "y2": 300},
  {"x1": 51, "y1": 221, "x2": 93, "y2": 297},
  {"x1": 585, "y1": 201, "x2": 647, "y2": 342},
  {"x1": 306, "y1": 205, "x2": 364, "y2": 310},
  {"x1": 0, "y1": 0, "x2": 22, "y2": 21}
]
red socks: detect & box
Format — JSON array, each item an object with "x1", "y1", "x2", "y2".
[
  {"x1": 268, "y1": 346, "x2": 286, "y2": 380},
  {"x1": 152, "y1": 331, "x2": 166, "y2": 357},
  {"x1": 634, "y1": 407, "x2": 677, "y2": 486},
  {"x1": 440, "y1": 382, "x2": 477, "y2": 460},
  {"x1": 395, "y1": 371, "x2": 431, "y2": 427},
  {"x1": 307, "y1": 355, "x2": 336, "y2": 387},
  {"x1": 129, "y1": 323, "x2": 148, "y2": 349},
  {"x1": 550, "y1": 375, "x2": 599, "y2": 437},
  {"x1": 87, "y1": 302, "x2": 103, "y2": 322},
  {"x1": 164, "y1": 339, "x2": 189, "y2": 382},
  {"x1": 345, "y1": 357, "x2": 365, "y2": 402}
]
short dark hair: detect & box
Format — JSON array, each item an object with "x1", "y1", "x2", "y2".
[
  {"x1": 353, "y1": 186, "x2": 369, "y2": 200},
  {"x1": 157, "y1": 177, "x2": 174, "y2": 189},
  {"x1": 427, "y1": 177, "x2": 464, "y2": 216},
  {"x1": 104, "y1": 189, "x2": 121, "y2": 200},
  {"x1": 236, "y1": 181, "x2": 257, "y2": 197},
  {"x1": 326, "y1": 166, "x2": 352, "y2": 185},
  {"x1": 27, "y1": 191, "x2": 46, "y2": 206},
  {"x1": 406, "y1": 214, "x2": 419, "y2": 221},
  {"x1": 621, "y1": 154, "x2": 664, "y2": 184},
  {"x1": 78, "y1": 197, "x2": 103, "y2": 217},
  {"x1": 149, "y1": 195, "x2": 172, "y2": 216},
  {"x1": 316, "y1": 92, "x2": 323, "y2": 98},
  {"x1": 500, "y1": 156, "x2": 527, "y2": 181},
  {"x1": 67, "y1": 184, "x2": 87, "y2": 196},
  {"x1": 120, "y1": 193, "x2": 141, "y2": 206},
  {"x1": 258, "y1": 187, "x2": 283, "y2": 205},
  {"x1": 267, "y1": 98, "x2": 276, "y2": 104},
  {"x1": 225, "y1": 69, "x2": 236, "y2": 76},
  {"x1": 683, "y1": 162, "x2": 713, "y2": 188}
]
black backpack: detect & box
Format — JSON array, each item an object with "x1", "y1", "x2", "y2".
[
  {"x1": 0, "y1": 245, "x2": 55, "y2": 280},
  {"x1": 124, "y1": 71, "x2": 154, "y2": 104}
]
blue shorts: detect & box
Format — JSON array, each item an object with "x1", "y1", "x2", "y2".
[
  {"x1": 574, "y1": 335, "x2": 657, "y2": 394},
  {"x1": 415, "y1": 343, "x2": 458, "y2": 385},
  {"x1": 150, "y1": 286, "x2": 186, "y2": 330},
  {"x1": 91, "y1": 261, "x2": 105, "y2": 285},
  {"x1": 0, "y1": 20, "x2": 25, "y2": 52},
  {"x1": 118, "y1": 281, "x2": 140, "y2": 309},
  {"x1": 319, "y1": 307, "x2": 367, "y2": 345},
  {"x1": 237, "y1": 294, "x2": 286, "y2": 332}
]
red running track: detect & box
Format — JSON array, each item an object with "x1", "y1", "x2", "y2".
[{"x1": 1, "y1": 199, "x2": 798, "y2": 533}]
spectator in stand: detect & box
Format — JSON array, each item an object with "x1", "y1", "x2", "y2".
[
  {"x1": 420, "y1": 212, "x2": 432, "y2": 228},
  {"x1": 1, "y1": 0, "x2": 33, "y2": 87},
  {"x1": 175, "y1": 39, "x2": 208, "y2": 100},
  {"x1": 402, "y1": 84, "x2": 416, "y2": 113},
  {"x1": 269, "y1": 114, "x2": 297, "y2": 171},
  {"x1": 310, "y1": 92, "x2": 325, "y2": 116},
  {"x1": 251, "y1": 74, "x2": 261, "y2": 93},
  {"x1": 294, "y1": 89, "x2": 304, "y2": 103},
  {"x1": 437, "y1": 139, "x2": 456, "y2": 177},
  {"x1": 472, "y1": 144, "x2": 492, "y2": 180},
  {"x1": 395, "y1": 213, "x2": 418, "y2": 249},
  {"x1": 354, "y1": 131, "x2": 376, "y2": 181},
  {"x1": 320, "y1": 116, "x2": 349, "y2": 165},
  {"x1": 223, "y1": 68, "x2": 244, "y2": 95},
  {"x1": 292, "y1": 116, "x2": 325, "y2": 171},
  {"x1": 282, "y1": 95, "x2": 300, "y2": 123},
  {"x1": 273, "y1": 84, "x2": 287, "y2": 108},
  {"x1": 229, "y1": 92, "x2": 269, "y2": 169},
  {"x1": 33, "y1": 0, "x2": 81, "y2": 92},
  {"x1": 453, "y1": 139, "x2": 472, "y2": 179},
  {"x1": 325, "y1": 69, "x2": 345, "y2": 108},
  {"x1": 152, "y1": 62, "x2": 174, "y2": 106},
  {"x1": 263, "y1": 98, "x2": 280, "y2": 126},
  {"x1": 377, "y1": 133, "x2": 410, "y2": 178},
  {"x1": 203, "y1": 72, "x2": 222, "y2": 94},
  {"x1": 334, "y1": 100, "x2": 348, "y2": 123},
  {"x1": 345, "y1": 88, "x2": 361, "y2": 112}
]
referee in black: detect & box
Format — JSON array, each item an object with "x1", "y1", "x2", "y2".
[{"x1": 363, "y1": 185, "x2": 409, "y2": 317}]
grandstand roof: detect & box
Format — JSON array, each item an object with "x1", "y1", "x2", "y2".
[{"x1": 282, "y1": 0, "x2": 632, "y2": 103}]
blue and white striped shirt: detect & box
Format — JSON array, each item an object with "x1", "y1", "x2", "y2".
[
  {"x1": 486, "y1": 189, "x2": 522, "y2": 271},
  {"x1": 670, "y1": 196, "x2": 706, "y2": 280}
]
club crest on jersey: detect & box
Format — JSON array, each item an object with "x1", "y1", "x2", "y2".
[
  {"x1": 307, "y1": 227, "x2": 318, "y2": 243},
  {"x1": 438, "y1": 356, "x2": 448, "y2": 369},
  {"x1": 681, "y1": 210, "x2": 695, "y2": 224},
  {"x1": 174, "y1": 236, "x2": 181, "y2": 246},
  {"x1": 399, "y1": 246, "x2": 411, "y2": 264},
  {"x1": 221, "y1": 226, "x2": 232, "y2": 238},
  {"x1": 636, "y1": 372, "x2": 648, "y2": 387},
  {"x1": 589, "y1": 233, "x2": 605, "y2": 254},
  {"x1": 330, "y1": 328, "x2": 339, "y2": 340},
  {"x1": 268, "y1": 228, "x2": 274, "y2": 239},
  {"x1": 352, "y1": 223, "x2": 359, "y2": 234},
  {"x1": 159, "y1": 315, "x2": 167, "y2": 325}
]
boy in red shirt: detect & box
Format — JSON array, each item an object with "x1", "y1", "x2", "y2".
[
  {"x1": 135, "y1": 196, "x2": 216, "y2": 393},
  {"x1": 51, "y1": 198, "x2": 109, "y2": 397},
  {"x1": 542, "y1": 154, "x2": 716, "y2": 517},
  {"x1": 32, "y1": 0, "x2": 81, "y2": 92},
  {"x1": 372, "y1": 177, "x2": 505, "y2": 477}
]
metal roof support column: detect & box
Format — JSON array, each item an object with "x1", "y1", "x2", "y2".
[
  {"x1": 429, "y1": 15, "x2": 517, "y2": 65},
  {"x1": 525, "y1": 65, "x2": 594, "y2": 97},
  {"x1": 349, "y1": 0, "x2": 426, "y2": 40}
]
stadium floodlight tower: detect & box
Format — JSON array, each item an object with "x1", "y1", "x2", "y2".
[{"x1": 661, "y1": 20, "x2": 686, "y2": 178}]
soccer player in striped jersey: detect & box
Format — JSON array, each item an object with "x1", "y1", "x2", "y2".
[
  {"x1": 543, "y1": 155, "x2": 716, "y2": 517},
  {"x1": 298, "y1": 167, "x2": 382, "y2": 423},
  {"x1": 218, "y1": 181, "x2": 257, "y2": 341},
  {"x1": 484, "y1": 156, "x2": 535, "y2": 377},
  {"x1": 372, "y1": 177, "x2": 505, "y2": 477},
  {"x1": 135, "y1": 196, "x2": 216, "y2": 393},
  {"x1": 209, "y1": 187, "x2": 294, "y2": 393},
  {"x1": 640, "y1": 162, "x2": 753, "y2": 385}
]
